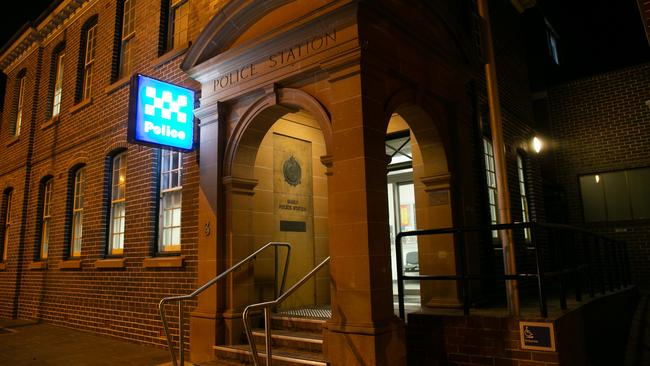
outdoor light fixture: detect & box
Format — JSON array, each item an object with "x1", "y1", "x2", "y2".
[
  {"x1": 595, "y1": 175, "x2": 600, "y2": 183},
  {"x1": 532, "y1": 136, "x2": 543, "y2": 154}
]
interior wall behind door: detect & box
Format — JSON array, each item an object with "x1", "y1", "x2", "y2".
[{"x1": 251, "y1": 112, "x2": 329, "y2": 309}]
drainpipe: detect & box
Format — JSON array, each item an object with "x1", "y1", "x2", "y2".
[{"x1": 478, "y1": 0, "x2": 520, "y2": 316}]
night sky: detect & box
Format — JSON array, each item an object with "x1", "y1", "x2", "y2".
[
  {"x1": 537, "y1": 0, "x2": 650, "y2": 80},
  {"x1": 1, "y1": 0, "x2": 649, "y2": 80}
]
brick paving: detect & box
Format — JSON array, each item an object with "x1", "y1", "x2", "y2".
[{"x1": 0, "y1": 319, "x2": 171, "y2": 366}]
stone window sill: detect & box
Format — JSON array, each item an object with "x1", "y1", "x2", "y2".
[
  {"x1": 59, "y1": 259, "x2": 81, "y2": 269},
  {"x1": 154, "y1": 44, "x2": 189, "y2": 68},
  {"x1": 95, "y1": 258, "x2": 126, "y2": 269},
  {"x1": 69, "y1": 98, "x2": 93, "y2": 114},
  {"x1": 104, "y1": 75, "x2": 131, "y2": 95},
  {"x1": 29, "y1": 261, "x2": 47, "y2": 270},
  {"x1": 143, "y1": 255, "x2": 184, "y2": 268},
  {"x1": 41, "y1": 115, "x2": 60, "y2": 130},
  {"x1": 5, "y1": 135, "x2": 20, "y2": 147}
]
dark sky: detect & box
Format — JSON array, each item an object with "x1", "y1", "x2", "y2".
[
  {"x1": 537, "y1": 0, "x2": 650, "y2": 80},
  {"x1": 1, "y1": 0, "x2": 649, "y2": 78},
  {"x1": 0, "y1": 0, "x2": 54, "y2": 52}
]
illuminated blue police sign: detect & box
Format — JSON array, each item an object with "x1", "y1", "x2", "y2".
[{"x1": 128, "y1": 74, "x2": 195, "y2": 151}]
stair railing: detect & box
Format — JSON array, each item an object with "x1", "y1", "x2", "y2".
[
  {"x1": 242, "y1": 256, "x2": 331, "y2": 366},
  {"x1": 159, "y1": 242, "x2": 292, "y2": 366}
]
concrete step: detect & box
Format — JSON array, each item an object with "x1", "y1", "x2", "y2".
[
  {"x1": 213, "y1": 344, "x2": 328, "y2": 366},
  {"x1": 251, "y1": 328, "x2": 323, "y2": 352},
  {"x1": 269, "y1": 315, "x2": 327, "y2": 334}
]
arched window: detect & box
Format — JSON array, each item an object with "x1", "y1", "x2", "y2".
[
  {"x1": 38, "y1": 178, "x2": 54, "y2": 259},
  {"x1": 76, "y1": 15, "x2": 98, "y2": 102},
  {"x1": 49, "y1": 42, "x2": 66, "y2": 118},
  {"x1": 108, "y1": 152, "x2": 127, "y2": 255},
  {"x1": 11, "y1": 70, "x2": 27, "y2": 137},
  {"x1": 70, "y1": 167, "x2": 86, "y2": 257},
  {"x1": 1, "y1": 188, "x2": 14, "y2": 261}
]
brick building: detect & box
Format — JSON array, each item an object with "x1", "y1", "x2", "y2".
[
  {"x1": 544, "y1": 64, "x2": 650, "y2": 290},
  {"x1": 0, "y1": 1, "x2": 642, "y2": 365}
]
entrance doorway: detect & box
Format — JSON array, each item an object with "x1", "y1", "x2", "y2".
[
  {"x1": 386, "y1": 128, "x2": 421, "y2": 306},
  {"x1": 250, "y1": 110, "x2": 330, "y2": 311}
]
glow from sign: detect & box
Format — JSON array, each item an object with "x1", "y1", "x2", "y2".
[{"x1": 132, "y1": 75, "x2": 194, "y2": 151}]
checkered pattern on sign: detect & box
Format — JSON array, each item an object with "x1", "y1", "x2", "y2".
[{"x1": 144, "y1": 86, "x2": 188, "y2": 123}]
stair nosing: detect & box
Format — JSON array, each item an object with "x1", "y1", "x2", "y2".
[
  {"x1": 271, "y1": 315, "x2": 328, "y2": 324},
  {"x1": 214, "y1": 345, "x2": 328, "y2": 366},
  {"x1": 251, "y1": 329, "x2": 323, "y2": 344}
]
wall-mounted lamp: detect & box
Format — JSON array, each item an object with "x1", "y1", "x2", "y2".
[{"x1": 532, "y1": 136, "x2": 543, "y2": 154}]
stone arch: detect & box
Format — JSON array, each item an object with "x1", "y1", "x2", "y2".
[
  {"x1": 64, "y1": 154, "x2": 88, "y2": 174},
  {"x1": 182, "y1": 0, "x2": 293, "y2": 70},
  {"x1": 32, "y1": 166, "x2": 56, "y2": 182},
  {"x1": 383, "y1": 88, "x2": 459, "y2": 308},
  {"x1": 223, "y1": 87, "x2": 332, "y2": 179},
  {"x1": 102, "y1": 140, "x2": 128, "y2": 158},
  {"x1": 383, "y1": 88, "x2": 451, "y2": 178}
]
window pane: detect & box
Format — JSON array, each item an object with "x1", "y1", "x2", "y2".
[
  {"x1": 52, "y1": 53, "x2": 65, "y2": 116},
  {"x1": 171, "y1": 0, "x2": 189, "y2": 48},
  {"x1": 120, "y1": 38, "x2": 133, "y2": 77},
  {"x1": 72, "y1": 212, "x2": 83, "y2": 256},
  {"x1": 41, "y1": 219, "x2": 50, "y2": 259},
  {"x1": 628, "y1": 168, "x2": 650, "y2": 219},
  {"x1": 580, "y1": 175, "x2": 606, "y2": 222},
  {"x1": 602, "y1": 171, "x2": 631, "y2": 221},
  {"x1": 2, "y1": 191, "x2": 12, "y2": 261},
  {"x1": 159, "y1": 150, "x2": 182, "y2": 251},
  {"x1": 83, "y1": 25, "x2": 96, "y2": 99}
]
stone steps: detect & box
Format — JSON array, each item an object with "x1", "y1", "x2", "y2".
[{"x1": 212, "y1": 314, "x2": 328, "y2": 365}]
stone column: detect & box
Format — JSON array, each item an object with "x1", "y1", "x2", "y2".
[
  {"x1": 324, "y1": 69, "x2": 406, "y2": 366},
  {"x1": 416, "y1": 173, "x2": 461, "y2": 308},
  {"x1": 221, "y1": 175, "x2": 257, "y2": 344},
  {"x1": 190, "y1": 102, "x2": 225, "y2": 362}
]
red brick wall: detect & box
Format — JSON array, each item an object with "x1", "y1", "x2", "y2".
[
  {"x1": 406, "y1": 285, "x2": 637, "y2": 366},
  {"x1": 0, "y1": 0, "x2": 207, "y2": 349},
  {"x1": 547, "y1": 62, "x2": 650, "y2": 290},
  {"x1": 406, "y1": 312, "x2": 560, "y2": 366}
]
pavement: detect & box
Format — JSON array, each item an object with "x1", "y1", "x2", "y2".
[
  {"x1": 625, "y1": 292, "x2": 650, "y2": 366},
  {"x1": 1, "y1": 292, "x2": 649, "y2": 366},
  {"x1": 0, "y1": 319, "x2": 172, "y2": 366}
]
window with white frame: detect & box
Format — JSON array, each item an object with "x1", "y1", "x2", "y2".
[
  {"x1": 82, "y1": 23, "x2": 97, "y2": 100},
  {"x1": 159, "y1": 149, "x2": 182, "y2": 252},
  {"x1": 109, "y1": 153, "x2": 127, "y2": 255},
  {"x1": 13, "y1": 75, "x2": 26, "y2": 136},
  {"x1": 71, "y1": 168, "x2": 85, "y2": 257},
  {"x1": 517, "y1": 154, "x2": 531, "y2": 240},
  {"x1": 2, "y1": 190, "x2": 13, "y2": 261},
  {"x1": 119, "y1": 0, "x2": 136, "y2": 78},
  {"x1": 483, "y1": 137, "x2": 498, "y2": 238},
  {"x1": 52, "y1": 51, "x2": 65, "y2": 117},
  {"x1": 40, "y1": 179, "x2": 53, "y2": 259}
]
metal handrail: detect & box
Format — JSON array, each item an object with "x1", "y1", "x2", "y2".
[
  {"x1": 395, "y1": 221, "x2": 630, "y2": 320},
  {"x1": 242, "y1": 256, "x2": 331, "y2": 366},
  {"x1": 159, "y1": 242, "x2": 292, "y2": 366}
]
